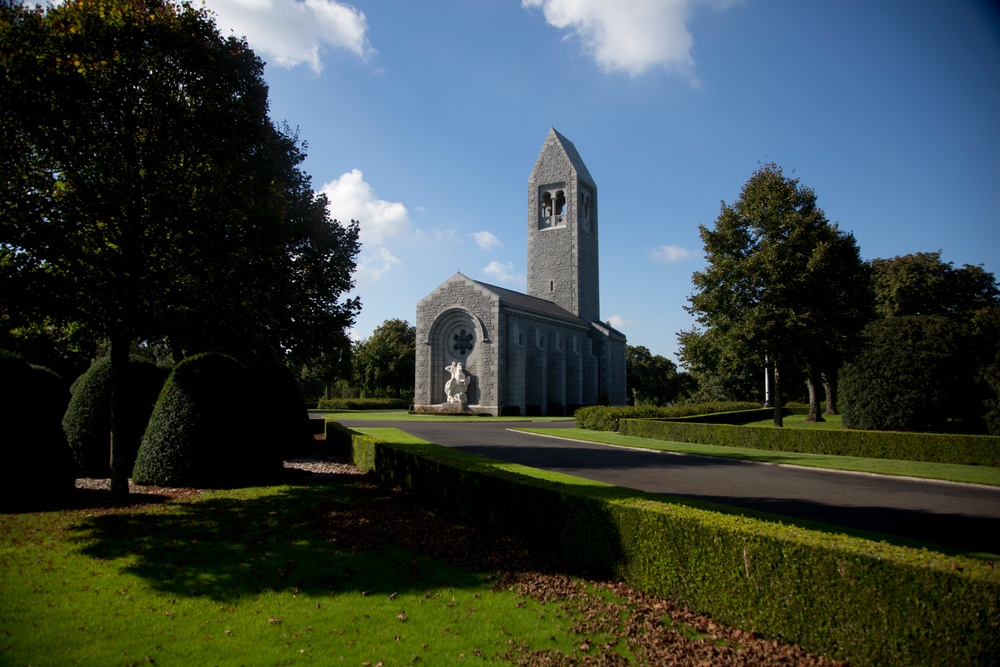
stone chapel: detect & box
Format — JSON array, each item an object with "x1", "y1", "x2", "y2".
[{"x1": 414, "y1": 129, "x2": 626, "y2": 415}]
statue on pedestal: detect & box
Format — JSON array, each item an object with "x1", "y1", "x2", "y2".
[{"x1": 444, "y1": 361, "x2": 470, "y2": 406}]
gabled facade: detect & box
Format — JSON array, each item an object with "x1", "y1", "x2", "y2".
[{"x1": 414, "y1": 130, "x2": 626, "y2": 415}]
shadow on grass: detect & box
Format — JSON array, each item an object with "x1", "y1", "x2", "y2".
[{"x1": 69, "y1": 475, "x2": 486, "y2": 603}]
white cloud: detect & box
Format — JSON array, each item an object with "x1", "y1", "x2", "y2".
[
  {"x1": 652, "y1": 245, "x2": 695, "y2": 263},
  {"x1": 320, "y1": 169, "x2": 410, "y2": 245},
  {"x1": 208, "y1": 0, "x2": 373, "y2": 73},
  {"x1": 482, "y1": 261, "x2": 524, "y2": 285},
  {"x1": 606, "y1": 314, "x2": 637, "y2": 330},
  {"x1": 471, "y1": 231, "x2": 503, "y2": 250},
  {"x1": 522, "y1": 0, "x2": 738, "y2": 78},
  {"x1": 355, "y1": 246, "x2": 401, "y2": 285}
]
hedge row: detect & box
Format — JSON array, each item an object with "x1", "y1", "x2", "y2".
[
  {"x1": 316, "y1": 397, "x2": 411, "y2": 410},
  {"x1": 618, "y1": 418, "x2": 1000, "y2": 467},
  {"x1": 574, "y1": 401, "x2": 761, "y2": 431},
  {"x1": 323, "y1": 421, "x2": 1000, "y2": 667}
]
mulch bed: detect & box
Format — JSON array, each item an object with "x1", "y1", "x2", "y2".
[{"x1": 67, "y1": 455, "x2": 847, "y2": 666}]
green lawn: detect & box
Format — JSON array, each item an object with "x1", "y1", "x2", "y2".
[
  {"x1": 0, "y1": 480, "x2": 624, "y2": 666},
  {"x1": 516, "y1": 427, "x2": 1000, "y2": 487},
  {"x1": 743, "y1": 413, "x2": 846, "y2": 429}
]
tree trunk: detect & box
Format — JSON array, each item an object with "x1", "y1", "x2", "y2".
[
  {"x1": 772, "y1": 364, "x2": 784, "y2": 427},
  {"x1": 109, "y1": 330, "x2": 133, "y2": 499},
  {"x1": 806, "y1": 364, "x2": 826, "y2": 422},
  {"x1": 823, "y1": 367, "x2": 838, "y2": 415}
]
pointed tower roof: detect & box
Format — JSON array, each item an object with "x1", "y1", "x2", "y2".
[{"x1": 537, "y1": 128, "x2": 596, "y2": 188}]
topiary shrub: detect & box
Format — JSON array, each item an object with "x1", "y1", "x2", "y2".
[
  {"x1": 133, "y1": 353, "x2": 277, "y2": 488},
  {"x1": 840, "y1": 316, "x2": 972, "y2": 432},
  {"x1": 62, "y1": 356, "x2": 167, "y2": 477},
  {"x1": 247, "y1": 361, "x2": 314, "y2": 459},
  {"x1": 0, "y1": 351, "x2": 75, "y2": 508}
]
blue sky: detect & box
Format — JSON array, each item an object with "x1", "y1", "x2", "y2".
[{"x1": 204, "y1": 0, "x2": 1000, "y2": 363}]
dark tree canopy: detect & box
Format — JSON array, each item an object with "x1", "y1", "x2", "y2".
[
  {"x1": 685, "y1": 163, "x2": 868, "y2": 424},
  {"x1": 1, "y1": 0, "x2": 360, "y2": 494},
  {"x1": 353, "y1": 319, "x2": 417, "y2": 399},
  {"x1": 846, "y1": 252, "x2": 1000, "y2": 434},
  {"x1": 840, "y1": 316, "x2": 976, "y2": 432}
]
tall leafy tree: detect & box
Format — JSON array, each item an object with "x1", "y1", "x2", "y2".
[
  {"x1": 625, "y1": 344, "x2": 692, "y2": 406},
  {"x1": 1, "y1": 0, "x2": 359, "y2": 495},
  {"x1": 677, "y1": 326, "x2": 764, "y2": 403},
  {"x1": 686, "y1": 163, "x2": 868, "y2": 425},
  {"x1": 844, "y1": 252, "x2": 1000, "y2": 433},
  {"x1": 353, "y1": 319, "x2": 416, "y2": 399},
  {"x1": 870, "y1": 251, "x2": 999, "y2": 319}
]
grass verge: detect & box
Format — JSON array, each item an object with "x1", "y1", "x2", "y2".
[
  {"x1": 514, "y1": 427, "x2": 1000, "y2": 487},
  {"x1": 743, "y1": 414, "x2": 846, "y2": 429},
  {"x1": 0, "y1": 478, "x2": 619, "y2": 666}
]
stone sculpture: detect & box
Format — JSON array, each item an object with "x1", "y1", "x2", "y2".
[{"x1": 444, "y1": 361, "x2": 470, "y2": 405}]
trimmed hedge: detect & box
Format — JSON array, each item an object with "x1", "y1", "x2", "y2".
[
  {"x1": 248, "y1": 361, "x2": 315, "y2": 458},
  {"x1": 618, "y1": 418, "x2": 1000, "y2": 467},
  {"x1": 133, "y1": 353, "x2": 280, "y2": 487},
  {"x1": 326, "y1": 422, "x2": 1000, "y2": 667},
  {"x1": 63, "y1": 356, "x2": 166, "y2": 477},
  {"x1": 317, "y1": 397, "x2": 411, "y2": 410},
  {"x1": 575, "y1": 401, "x2": 761, "y2": 431},
  {"x1": 0, "y1": 352, "x2": 74, "y2": 508}
]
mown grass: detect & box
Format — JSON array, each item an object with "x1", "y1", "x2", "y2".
[
  {"x1": 744, "y1": 414, "x2": 846, "y2": 429},
  {"x1": 517, "y1": 427, "x2": 1000, "y2": 487},
  {"x1": 0, "y1": 479, "x2": 625, "y2": 666}
]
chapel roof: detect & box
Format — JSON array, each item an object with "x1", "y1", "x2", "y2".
[{"x1": 472, "y1": 278, "x2": 590, "y2": 326}]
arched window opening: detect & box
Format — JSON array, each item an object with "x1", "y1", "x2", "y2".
[
  {"x1": 540, "y1": 192, "x2": 553, "y2": 228},
  {"x1": 555, "y1": 191, "x2": 566, "y2": 224}
]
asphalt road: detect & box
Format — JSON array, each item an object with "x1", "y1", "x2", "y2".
[{"x1": 335, "y1": 419, "x2": 1000, "y2": 555}]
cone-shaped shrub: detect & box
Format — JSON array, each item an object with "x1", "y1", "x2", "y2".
[
  {"x1": 248, "y1": 361, "x2": 315, "y2": 459},
  {"x1": 133, "y1": 353, "x2": 278, "y2": 487},
  {"x1": 1, "y1": 352, "x2": 74, "y2": 508},
  {"x1": 63, "y1": 356, "x2": 166, "y2": 477}
]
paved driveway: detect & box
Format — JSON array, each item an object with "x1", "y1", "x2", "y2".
[{"x1": 334, "y1": 419, "x2": 1000, "y2": 555}]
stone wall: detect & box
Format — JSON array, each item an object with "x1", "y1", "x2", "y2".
[{"x1": 415, "y1": 275, "x2": 500, "y2": 413}]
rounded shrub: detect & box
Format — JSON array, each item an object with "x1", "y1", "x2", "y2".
[
  {"x1": 0, "y1": 351, "x2": 75, "y2": 508},
  {"x1": 62, "y1": 356, "x2": 167, "y2": 477},
  {"x1": 133, "y1": 353, "x2": 277, "y2": 487},
  {"x1": 840, "y1": 316, "x2": 971, "y2": 432},
  {"x1": 247, "y1": 361, "x2": 314, "y2": 460}
]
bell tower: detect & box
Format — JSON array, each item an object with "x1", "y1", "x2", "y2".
[{"x1": 527, "y1": 128, "x2": 600, "y2": 321}]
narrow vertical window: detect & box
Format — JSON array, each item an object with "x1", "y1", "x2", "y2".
[{"x1": 540, "y1": 192, "x2": 553, "y2": 228}]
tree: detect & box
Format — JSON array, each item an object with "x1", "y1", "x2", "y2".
[
  {"x1": 293, "y1": 329, "x2": 354, "y2": 401},
  {"x1": 353, "y1": 319, "x2": 417, "y2": 399},
  {"x1": 870, "y1": 251, "x2": 999, "y2": 319},
  {"x1": 686, "y1": 163, "x2": 868, "y2": 425},
  {"x1": 840, "y1": 316, "x2": 973, "y2": 432},
  {"x1": 1, "y1": 0, "x2": 359, "y2": 495},
  {"x1": 847, "y1": 252, "x2": 1000, "y2": 433},
  {"x1": 676, "y1": 326, "x2": 762, "y2": 403},
  {"x1": 625, "y1": 345, "x2": 692, "y2": 406}
]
